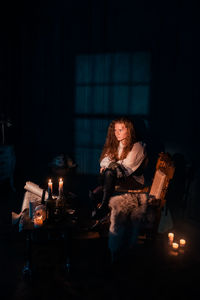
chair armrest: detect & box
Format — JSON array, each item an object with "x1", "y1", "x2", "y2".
[{"x1": 115, "y1": 186, "x2": 150, "y2": 193}]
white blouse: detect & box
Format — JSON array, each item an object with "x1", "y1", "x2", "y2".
[{"x1": 100, "y1": 141, "x2": 146, "y2": 183}]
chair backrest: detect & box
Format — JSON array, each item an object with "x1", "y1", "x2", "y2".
[
  {"x1": 149, "y1": 152, "x2": 175, "y2": 208},
  {"x1": 115, "y1": 152, "x2": 175, "y2": 206}
]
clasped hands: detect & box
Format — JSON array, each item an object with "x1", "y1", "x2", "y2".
[{"x1": 100, "y1": 162, "x2": 125, "y2": 177}]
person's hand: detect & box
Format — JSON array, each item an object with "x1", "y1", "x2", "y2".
[
  {"x1": 108, "y1": 162, "x2": 119, "y2": 170},
  {"x1": 100, "y1": 167, "x2": 106, "y2": 174},
  {"x1": 108, "y1": 162, "x2": 126, "y2": 177}
]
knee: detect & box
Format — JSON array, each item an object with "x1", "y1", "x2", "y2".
[{"x1": 104, "y1": 168, "x2": 116, "y2": 178}]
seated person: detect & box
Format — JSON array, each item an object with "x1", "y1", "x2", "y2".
[{"x1": 91, "y1": 116, "x2": 148, "y2": 220}]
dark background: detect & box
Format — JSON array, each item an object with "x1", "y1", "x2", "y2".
[{"x1": 0, "y1": 0, "x2": 199, "y2": 220}]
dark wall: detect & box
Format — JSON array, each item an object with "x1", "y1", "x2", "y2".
[{"x1": 0, "y1": 0, "x2": 198, "y2": 180}]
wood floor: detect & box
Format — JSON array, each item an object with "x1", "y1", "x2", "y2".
[{"x1": 1, "y1": 179, "x2": 200, "y2": 300}]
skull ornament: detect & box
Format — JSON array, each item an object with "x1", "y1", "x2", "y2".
[{"x1": 35, "y1": 205, "x2": 46, "y2": 221}]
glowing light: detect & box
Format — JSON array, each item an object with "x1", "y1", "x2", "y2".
[
  {"x1": 168, "y1": 232, "x2": 174, "y2": 244},
  {"x1": 180, "y1": 239, "x2": 186, "y2": 247},
  {"x1": 48, "y1": 179, "x2": 53, "y2": 192},
  {"x1": 172, "y1": 242, "x2": 179, "y2": 250}
]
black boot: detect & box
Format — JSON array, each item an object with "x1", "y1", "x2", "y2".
[
  {"x1": 92, "y1": 168, "x2": 117, "y2": 220},
  {"x1": 92, "y1": 200, "x2": 109, "y2": 219}
]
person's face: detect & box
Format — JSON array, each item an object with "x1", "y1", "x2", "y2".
[{"x1": 114, "y1": 123, "x2": 128, "y2": 142}]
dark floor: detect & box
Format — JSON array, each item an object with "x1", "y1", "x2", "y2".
[{"x1": 1, "y1": 178, "x2": 200, "y2": 300}]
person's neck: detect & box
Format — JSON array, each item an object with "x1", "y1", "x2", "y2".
[{"x1": 120, "y1": 139, "x2": 126, "y2": 146}]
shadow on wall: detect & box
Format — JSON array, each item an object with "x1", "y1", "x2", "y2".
[
  {"x1": 165, "y1": 152, "x2": 200, "y2": 223},
  {"x1": 132, "y1": 116, "x2": 165, "y2": 184},
  {"x1": 166, "y1": 153, "x2": 187, "y2": 218},
  {"x1": 132, "y1": 117, "x2": 200, "y2": 223},
  {"x1": 185, "y1": 162, "x2": 200, "y2": 222}
]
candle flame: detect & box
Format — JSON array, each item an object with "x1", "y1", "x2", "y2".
[
  {"x1": 168, "y1": 232, "x2": 174, "y2": 238},
  {"x1": 180, "y1": 239, "x2": 186, "y2": 246},
  {"x1": 172, "y1": 242, "x2": 179, "y2": 250},
  {"x1": 168, "y1": 233, "x2": 174, "y2": 244}
]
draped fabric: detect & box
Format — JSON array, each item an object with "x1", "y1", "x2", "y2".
[{"x1": 108, "y1": 193, "x2": 156, "y2": 259}]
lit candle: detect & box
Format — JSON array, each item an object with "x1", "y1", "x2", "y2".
[
  {"x1": 59, "y1": 178, "x2": 63, "y2": 196},
  {"x1": 48, "y1": 179, "x2": 53, "y2": 193},
  {"x1": 34, "y1": 215, "x2": 43, "y2": 228},
  {"x1": 172, "y1": 242, "x2": 179, "y2": 251},
  {"x1": 168, "y1": 232, "x2": 174, "y2": 244},
  {"x1": 180, "y1": 239, "x2": 186, "y2": 247}
]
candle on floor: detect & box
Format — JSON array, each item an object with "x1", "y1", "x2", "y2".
[
  {"x1": 180, "y1": 239, "x2": 186, "y2": 247},
  {"x1": 168, "y1": 232, "x2": 174, "y2": 244},
  {"x1": 172, "y1": 242, "x2": 179, "y2": 251}
]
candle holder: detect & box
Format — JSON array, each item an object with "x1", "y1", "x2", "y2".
[
  {"x1": 55, "y1": 177, "x2": 68, "y2": 216},
  {"x1": 56, "y1": 194, "x2": 65, "y2": 206},
  {"x1": 55, "y1": 193, "x2": 68, "y2": 217},
  {"x1": 45, "y1": 185, "x2": 55, "y2": 222},
  {"x1": 45, "y1": 179, "x2": 56, "y2": 220}
]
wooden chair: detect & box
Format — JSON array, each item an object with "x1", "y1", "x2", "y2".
[
  {"x1": 112, "y1": 152, "x2": 175, "y2": 239},
  {"x1": 115, "y1": 152, "x2": 174, "y2": 205},
  {"x1": 91, "y1": 152, "x2": 175, "y2": 241}
]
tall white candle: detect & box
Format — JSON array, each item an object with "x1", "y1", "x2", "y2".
[
  {"x1": 59, "y1": 178, "x2": 63, "y2": 196},
  {"x1": 48, "y1": 179, "x2": 53, "y2": 194}
]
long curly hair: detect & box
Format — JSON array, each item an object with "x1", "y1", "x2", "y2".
[{"x1": 100, "y1": 117, "x2": 137, "y2": 162}]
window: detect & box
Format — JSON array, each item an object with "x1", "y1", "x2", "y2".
[{"x1": 75, "y1": 52, "x2": 151, "y2": 174}]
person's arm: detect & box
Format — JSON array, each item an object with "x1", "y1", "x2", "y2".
[
  {"x1": 117, "y1": 142, "x2": 146, "y2": 176},
  {"x1": 100, "y1": 167, "x2": 106, "y2": 174},
  {"x1": 100, "y1": 156, "x2": 113, "y2": 169}
]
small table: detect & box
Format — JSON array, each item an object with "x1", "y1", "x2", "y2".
[{"x1": 19, "y1": 201, "x2": 79, "y2": 279}]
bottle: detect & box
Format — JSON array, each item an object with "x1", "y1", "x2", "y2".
[{"x1": 41, "y1": 189, "x2": 46, "y2": 205}]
